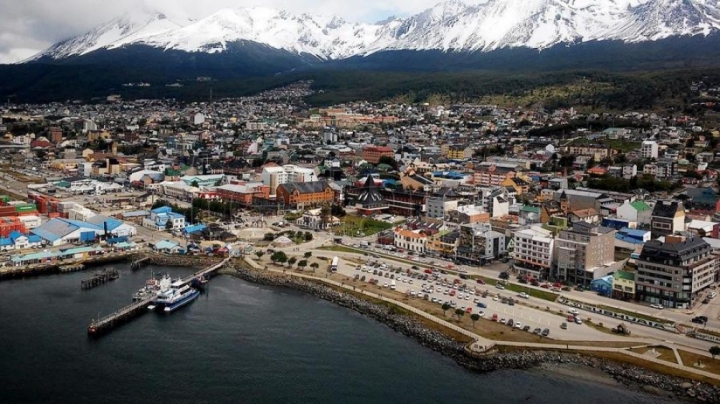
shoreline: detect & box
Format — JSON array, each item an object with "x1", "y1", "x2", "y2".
[{"x1": 223, "y1": 263, "x2": 719, "y2": 403}]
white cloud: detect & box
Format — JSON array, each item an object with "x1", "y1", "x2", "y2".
[{"x1": 0, "y1": 0, "x2": 453, "y2": 64}]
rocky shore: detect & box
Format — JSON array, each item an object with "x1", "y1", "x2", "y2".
[{"x1": 228, "y1": 264, "x2": 719, "y2": 403}]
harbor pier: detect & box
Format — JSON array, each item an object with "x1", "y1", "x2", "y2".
[
  {"x1": 81, "y1": 269, "x2": 119, "y2": 290},
  {"x1": 87, "y1": 258, "x2": 230, "y2": 336}
]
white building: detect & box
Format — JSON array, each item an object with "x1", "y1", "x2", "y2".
[
  {"x1": 262, "y1": 165, "x2": 316, "y2": 195},
  {"x1": 512, "y1": 226, "x2": 554, "y2": 280},
  {"x1": 426, "y1": 197, "x2": 458, "y2": 219},
  {"x1": 641, "y1": 140, "x2": 659, "y2": 159},
  {"x1": 622, "y1": 165, "x2": 637, "y2": 179},
  {"x1": 194, "y1": 113, "x2": 206, "y2": 125},
  {"x1": 160, "y1": 181, "x2": 198, "y2": 200},
  {"x1": 393, "y1": 229, "x2": 428, "y2": 254}
]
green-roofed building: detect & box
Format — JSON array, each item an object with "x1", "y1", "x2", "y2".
[
  {"x1": 612, "y1": 270, "x2": 636, "y2": 300},
  {"x1": 617, "y1": 200, "x2": 652, "y2": 224}
]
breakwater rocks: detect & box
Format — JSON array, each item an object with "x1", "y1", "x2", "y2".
[{"x1": 230, "y1": 265, "x2": 719, "y2": 403}]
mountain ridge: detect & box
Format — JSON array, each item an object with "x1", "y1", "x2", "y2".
[{"x1": 25, "y1": 0, "x2": 720, "y2": 62}]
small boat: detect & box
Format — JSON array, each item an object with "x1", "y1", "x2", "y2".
[
  {"x1": 133, "y1": 274, "x2": 171, "y2": 301},
  {"x1": 147, "y1": 305, "x2": 156, "y2": 311}
]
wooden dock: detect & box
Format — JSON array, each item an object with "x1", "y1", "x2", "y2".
[
  {"x1": 87, "y1": 258, "x2": 230, "y2": 337},
  {"x1": 81, "y1": 269, "x2": 119, "y2": 290},
  {"x1": 130, "y1": 256, "x2": 150, "y2": 270}
]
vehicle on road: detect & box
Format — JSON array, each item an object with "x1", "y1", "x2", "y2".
[
  {"x1": 692, "y1": 316, "x2": 709, "y2": 324},
  {"x1": 574, "y1": 317, "x2": 583, "y2": 324},
  {"x1": 650, "y1": 304, "x2": 663, "y2": 309},
  {"x1": 518, "y1": 292, "x2": 529, "y2": 299},
  {"x1": 496, "y1": 284, "x2": 505, "y2": 290},
  {"x1": 477, "y1": 302, "x2": 487, "y2": 308},
  {"x1": 561, "y1": 322, "x2": 567, "y2": 329},
  {"x1": 567, "y1": 308, "x2": 579, "y2": 315}
]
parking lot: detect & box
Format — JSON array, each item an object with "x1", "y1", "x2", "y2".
[{"x1": 335, "y1": 257, "x2": 619, "y2": 342}]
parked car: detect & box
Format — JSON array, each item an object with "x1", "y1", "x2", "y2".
[
  {"x1": 518, "y1": 292, "x2": 529, "y2": 299},
  {"x1": 522, "y1": 325, "x2": 531, "y2": 332},
  {"x1": 541, "y1": 328, "x2": 550, "y2": 336},
  {"x1": 477, "y1": 302, "x2": 487, "y2": 309},
  {"x1": 533, "y1": 327, "x2": 542, "y2": 334},
  {"x1": 491, "y1": 314, "x2": 498, "y2": 321},
  {"x1": 561, "y1": 322, "x2": 568, "y2": 329},
  {"x1": 574, "y1": 318, "x2": 583, "y2": 325},
  {"x1": 507, "y1": 319, "x2": 514, "y2": 327},
  {"x1": 650, "y1": 304, "x2": 664, "y2": 309}
]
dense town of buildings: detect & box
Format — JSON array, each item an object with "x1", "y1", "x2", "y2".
[{"x1": 3, "y1": 79, "x2": 720, "y2": 310}]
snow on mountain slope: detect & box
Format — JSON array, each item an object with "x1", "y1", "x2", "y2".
[
  {"x1": 27, "y1": 0, "x2": 720, "y2": 62},
  {"x1": 135, "y1": 7, "x2": 385, "y2": 59},
  {"x1": 35, "y1": 9, "x2": 189, "y2": 60}
]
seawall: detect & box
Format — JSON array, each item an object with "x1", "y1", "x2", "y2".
[{"x1": 228, "y1": 262, "x2": 719, "y2": 403}]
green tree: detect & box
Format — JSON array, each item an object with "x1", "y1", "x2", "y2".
[
  {"x1": 298, "y1": 260, "x2": 308, "y2": 270},
  {"x1": 710, "y1": 346, "x2": 720, "y2": 359},
  {"x1": 310, "y1": 262, "x2": 319, "y2": 272},
  {"x1": 378, "y1": 155, "x2": 398, "y2": 171},
  {"x1": 441, "y1": 302, "x2": 451, "y2": 316},
  {"x1": 191, "y1": 180, "x2": 199, "y2": 188},
  {"x1": 455, "y1": 308, "x2": 465, "y2": 321},
  {"x1": 270, "y1": 251, "x2": 287, "y2": 265},
  {"x1": 470, "y1": 313, "x2": 480, "y2": 328},
  {"x1": 263, "y1": 232, "x2": 276, "y2": 241},
  {"x1": 255, "y1": 251, "x2": 265, "y2": 260},
  {"x1": 288, "y1": 257, "x2": 297, "y2": 267},
  {"x1": 304, "y1": 231, "x2": 313, "y2": 241},
  {"x1": 304, "y1": 251, "x2": 312, "y2": 259}
]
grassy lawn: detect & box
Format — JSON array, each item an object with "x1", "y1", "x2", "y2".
[
  {"x1": 629, "y1": 346, "x2": 678, "y2": 364},
  {"x1": 607, "y1": 139, "x2": 641, "y2": 153},
  {"x1": 597, "y1": 305, "x2": 668, "y2": 324},
  {"x1": 678, "y1": 350, "x2": 720, "y2": 374},
  {"x1": 335, "y1": 215, "x2": 393, "y2": 237}
]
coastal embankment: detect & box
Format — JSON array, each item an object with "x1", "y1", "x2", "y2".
[{"x1": 227, "y1": 262, "x2": 719, "y2": 403}]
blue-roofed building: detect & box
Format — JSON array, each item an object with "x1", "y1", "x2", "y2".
[
  {"x1": 615, "y1": 228, "x2": 651, "y2": 250},
  {"x1": 142, "y1": 207, "x2": 186, "y2": 231},
  {"x1": 30, "y1": 218, "x2": 104, "y2": 247},
  {"x1": 183, "y1": 224, "x2": 207, "y2": 235},
  {"x1": 153, "y1": 239, "x2": 181, "y2": 253},
  {"x1": 591, "y1": 275, "x2": 614, "y2": 297},
  {"x1": 85, "y1": 214, "x2": 137, "y2": 237},
  {"x1": 0, "y1": 231, "x2": 43, "y2": 250}
]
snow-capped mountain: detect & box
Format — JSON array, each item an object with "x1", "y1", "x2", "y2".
[{"x1": 29, "y1": 0, "x2": 720, "y2": 62}]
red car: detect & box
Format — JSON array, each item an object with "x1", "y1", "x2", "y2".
[
  {"x1": 491, "y1": 314, "x2": 498, "y2": 321},
  {"x1": 540, "y1": 284, "x2": 550, "y2": 289},
  {"x1": 476, "y1": 279, "x2": 486, "y2": 285},
  {"x1": 424, "y1": 269, "x2": 433, "y2": 274},
  {"x1": 465, "y1": 307, "x2": 472, "y2": 313}
]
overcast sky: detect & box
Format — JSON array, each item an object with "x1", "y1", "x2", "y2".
[{"x1": 0, "y1": 0, "x2": 461, "y2": 64}]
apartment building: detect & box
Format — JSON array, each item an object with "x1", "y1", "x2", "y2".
[
  {"x1": 555, "y1": 221, "x2": 616, "y2": 286},
  {"x1": 640, "y1": 140, "x2": 659, "y2": 159},
  {"x1": 361, "y1": 145, "x2": 394, "y2": 164},
  {"x1": 636, "y1": 236, "x2": 719, "y2": 308},
  {"x1": 512, "y1": 225, "x2": 554, "y2": 281},
  {"x1": 262, "y1": 165, "x2": 316, "y2": 196},
  {"x1": 651, "y1": 200, "x2": 685, "y2": 238},
  {"x1": 455, "y1": 222, "x2": 506, "y2": 264},
  {"x1": 426, "y1": 196, "x2": 459, "y2": 219}
]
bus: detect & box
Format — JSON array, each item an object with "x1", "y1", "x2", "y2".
[{"x1": 330, "y1": 256, "x2": 339, "y2": 272}]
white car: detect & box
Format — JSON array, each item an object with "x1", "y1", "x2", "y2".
[
  {"x1": 477, "y1": 310, "x2": 485, "y2": 317},
  {"x1": 518, "y1": 292, "x2": 529, "y2": 299},
  {"x1": 493, "y1": 296, "x2": 499, "y2": 301},
  {"x1": 650, "y1": 304, "x2": 663, "y2": 309},
  {"x1": 515, "y1": 322, "x2": 522, "y2": 329},
  {"x1": 465, "y1": 295, "x2": 471, "y2": 301},
  {"x1": 568, "y1": 308, "x2": 579, "y2": 315},
  {"x1": 383, "y1": 283, "x2": 389, "y2": 288}
]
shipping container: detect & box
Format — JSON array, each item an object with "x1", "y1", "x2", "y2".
[
  {"x1": 48, "y1": 212, "x2": 60, "y2": 218},
  {"x1": 15, "y1": 204, "x2": 37, "y2": 212},
  {"x1": 79, "y1": 231, "x2": 96, "y2": 242},
  {"x1": 17, "y1": 210, "x2": 39, "y2": 216}
]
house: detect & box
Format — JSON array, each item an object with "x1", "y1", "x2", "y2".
[
  {"x1": 612, "y1": 270, "x2": 636, "y2": 301},
  {"x1": 142, "y1": 207, "x2": 186, "y2": 231},
  {"x1": 154, "y1": 239, "x2": 181, "y2": 254},
  {"x1": 616, "y1": 200, "x2": 653, "y2": 225},
  {"x1": 590, "y1": 275, "x2": 614, "y2": 297},
  {"x1": 276, "y1": 181, "x2": 334, "y2": 209},
  {"x1": 352, "y1": 176, "x2": 389, "y2": 216},
  {"x1": 85, "y1": 215, "x2": 137, "y2": 237},
  {"x1": 567, "y1": 208, "x2": 600, "y2": 225}
]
